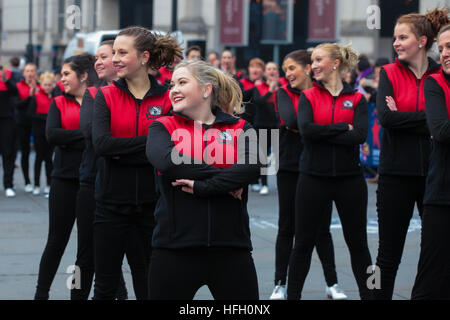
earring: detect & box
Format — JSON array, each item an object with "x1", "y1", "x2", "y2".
[
  {"x1": 419, "y1": 44, "x2": 423, "y2": 49},
  {"x1": 306, "y1": 72, "x2": 310, "y2": 76},
  {"x1": 141, "y1": 61, "x2": 146, "y2": 66},
  {"x1": 333, "y1": 66, "x2": 337, "y2": 70},
  {"x1": 203, "y1": 93, "x2": 208, "y2": 98}
]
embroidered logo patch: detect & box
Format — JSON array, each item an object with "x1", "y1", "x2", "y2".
[
  {"x1": 146, "y1": 105, "x2": 162, "y2": 119},
  {"x1": 341, "y1": 100, "x2": 354, "y2": 109}
]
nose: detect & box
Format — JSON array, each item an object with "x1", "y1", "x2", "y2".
[{"x1": 112, "y1": 52, "x2": 120, "y2": 65}]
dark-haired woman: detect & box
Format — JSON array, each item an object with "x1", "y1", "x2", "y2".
[
  {"x1": 92, "y1": 27, "x2": 182, "y2": 300},
  {"x1": 34, "y1": 53, "x2": 97, "y2": 300},
  {"x1": 270, "y1": 50, "x2": 346, "y2": 300},
  {"x1": 411, "y1": 25, "x2": 450, "y2": 300},
  {"x1": 287, "y1": 43, "x2": 372, "y2": 300},
  {"x1": 375, "y1": 8, "x2": 449, "y2": 300}
]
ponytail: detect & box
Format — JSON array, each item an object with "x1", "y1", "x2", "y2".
[
  {"x1": 315, "y1": 43, "x2": 359, "y2": 72},
  {"x1": 117, "y1": 26, "x2": 183, "y2": 70}
]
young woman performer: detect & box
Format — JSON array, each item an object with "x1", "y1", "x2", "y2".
[
  {"x1": 28, "y1": 72, "x2": 55, "y2": 196},
  {"x1": 287, "y1": 43, "x2": 372, "y2": 300},
  {"x1": 70, "y1": 40, "x2": 128, "y2": 300},
  {"x1": 411, "y1": 24, "x2": 450, "y2": 300},
  {"x1": 146, "y1": 60, "x2": 260, "y2": 300},
  {"x1": 375, "y1": 8, "x2": 449, "y2": 300},
  {"x1": 92, "y1": 26, "x2": 182, "y2": 300},
  {"x1": 270, "y1": 50, "x2": 346, "y2": 300},
  {"x1": 34, "y1": 53, "x2": 97, "y2": 299}
]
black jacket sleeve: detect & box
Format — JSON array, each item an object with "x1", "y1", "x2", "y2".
[
  {"x1": 146, "y1": 121, "x2": 223, "y2": 179},
  {"x1": 46, "y1": 100, "x2": 84, "y2": 149},
  {"x1": 92, "y1": 89, "x2": 147, "y2": 160},
  {"x1": 193, "y1": 122, "x2": 262, "y2": 196},
  {"x1": 424, "y1": 77, "x2": 450, "y2": 144},
  {"x1": 376, "y1": 69, "x2": 428, "y2": 133},
  {"x1": 277, "y1": 89, "x2": 298, "y2": 129},
  {"x1": 27, "y1": 96, "x2": 47, "y2": 120},
  {"x1": 326, "y1": 96, "x2": 369, "y2": 145},
  {"x1": 298, "y1": 93, "x2": 349, "y2": 140},
  {"x1": 80, "y1": 90, "x2": 94, "y2": 141}
]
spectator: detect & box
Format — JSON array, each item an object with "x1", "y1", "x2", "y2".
[
  {"x1": 186, "y1": 45, "x2": 202, "y2": 61},
  {"x1": 207, "y1": 51, "x2": 220, "y2": 67}
]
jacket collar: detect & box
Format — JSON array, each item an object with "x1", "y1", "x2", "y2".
[
  {"x1": 313, "y1": 80, "x2": 357, "y2": 96},
  {"x1": 113, "y1": 74, "x2": 168, "y2": 99},
  {"x1": 286, "y1": 84, "x2": 302, "y2": 95},
  {"x1": 395, "y1": 57, "x2": 440, "y2": 77},
  {"x1": 171, "y1": 107, "x2": 240, "y2": 126},
  {"x1": 61, "y1": 92, "x2": 80, "y2": 105}
]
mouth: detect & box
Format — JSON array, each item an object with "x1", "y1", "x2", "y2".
[
  {"x1": 96, "y1": 67, "x2": 105, "y2": 73},
  {"x1": 444, "y1": 60, "x2": 450, "y2": 67},
  {"x1": 172, "y1": 96, "x2": 184, "y2": 104},
  {"x1": 114, "y1": 65, "x2": 125, "y2": 72}
]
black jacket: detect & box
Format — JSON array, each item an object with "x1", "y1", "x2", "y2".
[
  {"x1": 423, "y1": 72, "x2": 450, "y2": 206},
  {"x1": 376, "y1": 58, "x2": 440, "y2": 176},
  {"x1": 277, "y1": 85, "x2": 303, "y2": 172},
  {"x1": 0, "y1": 79, "x2": 17, "y2": 119},
  {"x1": 146, "y1": 109, "x2": 261, "y2": 249},
  {"x1": 46, "y1": 93, "x2": 84, "y2": 179},
  {"x1": 251, "y1": 82, "x2": 279, "y2": 129},
  {"x1": 298, "y1": 82, "x2": 368, "y2": 176},
  {"x1": 92, "y1": 76, "x2": 169, "y2": 205}
]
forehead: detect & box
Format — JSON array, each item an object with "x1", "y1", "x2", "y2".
[
  {"x1": 311, "y1": 48, "x2": 328, "y2": 59},
  {"x1": 222, "y1": 52, "x2": 232, "y2": 59},
  {"x1": 171, "y1": 67, "x2": 194, "y2": 81},
  {"x1": 113, "y1": 35, "x2": 135, "y2": 49},
  {"x1": 438, "y1": 30, "x2": 450, "y2": 46},
  {"x1": 61, "y1": 63, "x2": 73, "y2": 73},
  {"x1": 266, "y1": 63, "x2": 278, "y2": 69},
  {"x1": 24, "y1": 65, "x2": 36, "y2": 72},
  {"x1": 97, "y1": 45, "x2": 113, "y2": 55},
  {"x1": 394, "y1": 23, "x2": 413, "y2": 35},
  {"x1": 283, "y1": 58, "x2": 300, "y2": 68}
]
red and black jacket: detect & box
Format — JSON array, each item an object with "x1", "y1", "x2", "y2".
[
  {"x1": 156, "y1": 66, "x2": 173, "y2": 88},
  {"x1": 92, "y1": 75, "x2": 171, "y2": 205},
  {"x1": 376, "y1": 58, "x2": 440, "y2": 176},
  {"x1": 0, "y1": 71, "x2": 17, "y2": 119},
  {"x1": 298, "y1": 81, "x2": 368, "y2": 176},
  {"x1": 46, "y1": 93, "x2": 84, "y2": 179},
  {"x1": 277, "y1": 84, "x2": 303, "y2": 172},
  {"x1": 423, "y1": 69, "x2": 450, "y2": 206},
  {"x1": 15, "y1": 79, "x2": 35, "y2": 126},
  {"x1": 28, "y1": 88, "x2": 55, "y2": 137},
  {"x1": 238, "y1": 77, "x2": 257, "y2": 124},
  {"x1": 146, "y1": 108, "x2": 261, "y2": 249}
]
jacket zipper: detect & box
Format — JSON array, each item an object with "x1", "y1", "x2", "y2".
[
  {"x1": 416, "y1": 78, "x2": 424, "y2": 176},
  {"x1": 135, "y1": 100, "x2": 141, "y2": 206},
  {"x1": 331, "y1": 96, "x2": 336, "y2": 177}
]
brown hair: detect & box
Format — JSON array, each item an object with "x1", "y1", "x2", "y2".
[
  {"x1": 117, "y1": 26, "x2": 183, "y2": 70},
  {"x1": 397, "y1": 7, "x2": 450, "y2": 50},
  {"x1": 283, "y1": 50, "x2": 311, "y2": 67},
  {"x1": 437, "y1": 23, "x2": 450, "y2": 41},
  {"x1": 99, "y1": 40, "x2": 115, "y2": 48},
  {"x1": 249, "y1": 58, "x2": 265, "y2": 70},
  {"x1": 314, "y1": 43, "x2": 359, "y2": 72},
  {"x1": 186, "y1": 45, "x2": 202, "y2": 57},
  {"x1": 175, "y1": 60, "x2": 243, "y2": 115}
]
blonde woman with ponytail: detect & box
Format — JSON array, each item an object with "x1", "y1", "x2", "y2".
[
  {"x1": 375, "y1": 7, "x2": 449, "y2": 300},
  {"x1": 287, "y1": 43, "x2": 373, "y2": 300},
  {"x1": 146, "y1": 60, "x2": 260, "y2": 300}
]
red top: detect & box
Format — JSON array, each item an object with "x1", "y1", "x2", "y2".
[
  {"x1": 430, "y1": 69, "x2": 450, "y2": 120},
  {"x1": 54, "y1": 95, "x2": 81, "y2": 129},
  {"x1": 34, "y1": 89, "x2": 53, "y2": 115}
]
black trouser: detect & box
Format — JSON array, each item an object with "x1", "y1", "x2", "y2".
[
  {"x1": 375, "y1": 174, "x2": 425, "y2": 300},
  {"x1": 411, "y1": 205, "x2": 450, "y2": 300},
  {"x1": 0, "y1": 118, "x2": 16, "y2": 189},
  {"x1": 275, "y1": 170, "x2": 337, "y2": 287},
  {"x1": 16, "y1": 124, "x2": 32, "y2": 185},
  {"x1": 148, "y1": 247, "x2": 259, "y2": 300},
  {"x1": 35, "y1": 178, "x2": 79, "y2": 300},
  {"x1": 93, "y1": 202, "x2": 155, "y2": 300},
  {"x1": 253, "y1": 128, "x2": 272, "y2": 187},
  {"x1": 70, "y1": 184, "x2": 128, "y2": 300},
  {"x1": 33, "y1": 135, "x2": 53, "y2": 187},
  {"x1": 287, "y1": 173, "x2": 373, "y2": 300}
]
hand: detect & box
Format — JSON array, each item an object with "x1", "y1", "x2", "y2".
[
  {"x1": 172, "y1": 179, "x2": 195, "y2": 194},
  {"x1": 348, "y1": 124, "x2": 354, "y2": 131},
  {"x1": 385, "y1": 96, "x2": 397, "y2": 111},
  {"x1": 0, "y1": 70, "x2": 7, "y2": 83},
  {"x1": 229, "y1": 188, "x2": 243, "y2": 200},
  {"x1": 269, "y1": 79, "x2": 279, "y2": 92},
  {"x1": 255, "y1": 79, "x2": 263, "y2": 86}
]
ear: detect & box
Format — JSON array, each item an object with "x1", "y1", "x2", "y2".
[
  {"x1": 334, "y1": 59, "x2": 341, "y2": 70},
  {"x1": 80, "y1": 72, "x2": 88, "y2": 83},
  {"x1": 304, "y1": 64, "x2": 312, "y2": 74},
  {"x1": 419, "y1": 35, "x2": 427, "y2": 48},
  {"x1": 141, "y1": 50, "x2": 150, "y2": 65},
  {"x1": 203, "y1": 83, "x2": 213, "y2": 97}
]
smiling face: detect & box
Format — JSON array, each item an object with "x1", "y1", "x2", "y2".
[
  {"x1": 170, "y1": 67, "x2": 209, "y2": 114},
  {"x1": 393, "y1": 23, "x2": 425, "y2": 62},
  {"x1": 61, "y1": 63, "x2": 84, "y2": 95},
  {"x1": 112, "y1": 35, "x2": 149, "y2": 78},
  {"x1": 220, "y1": 51, "x2": 235, "y2": 72},
  {"x1": 438, "y1": 29, "x2": 450, "y2": 74},
  {"x1": 311, "y1": 48, "x2": 337, "y2": 82},
  {"x1": 282, "y1": 58, "x2": 310, "y2": 90},
  {"x1": 249, "y1": 64, "x2": 264, "y2": 82},
  {"x1": 95, "y1": 44, "x2": 117, "y2": 81}
]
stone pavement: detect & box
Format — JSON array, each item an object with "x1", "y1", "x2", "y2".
[{"x1": 0, "y1": 152, "x2": 421, "y2": 300}]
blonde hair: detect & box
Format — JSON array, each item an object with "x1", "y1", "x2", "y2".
[
  {"x1": 39, "y1": 72, "x2": 55, "y2": 84},
  {"x1": 174, "y1": 60, "x2": 243, "y2": 115},
  {"x1": 315, "y1": 42, "x2": 359, "y2": 72}
]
